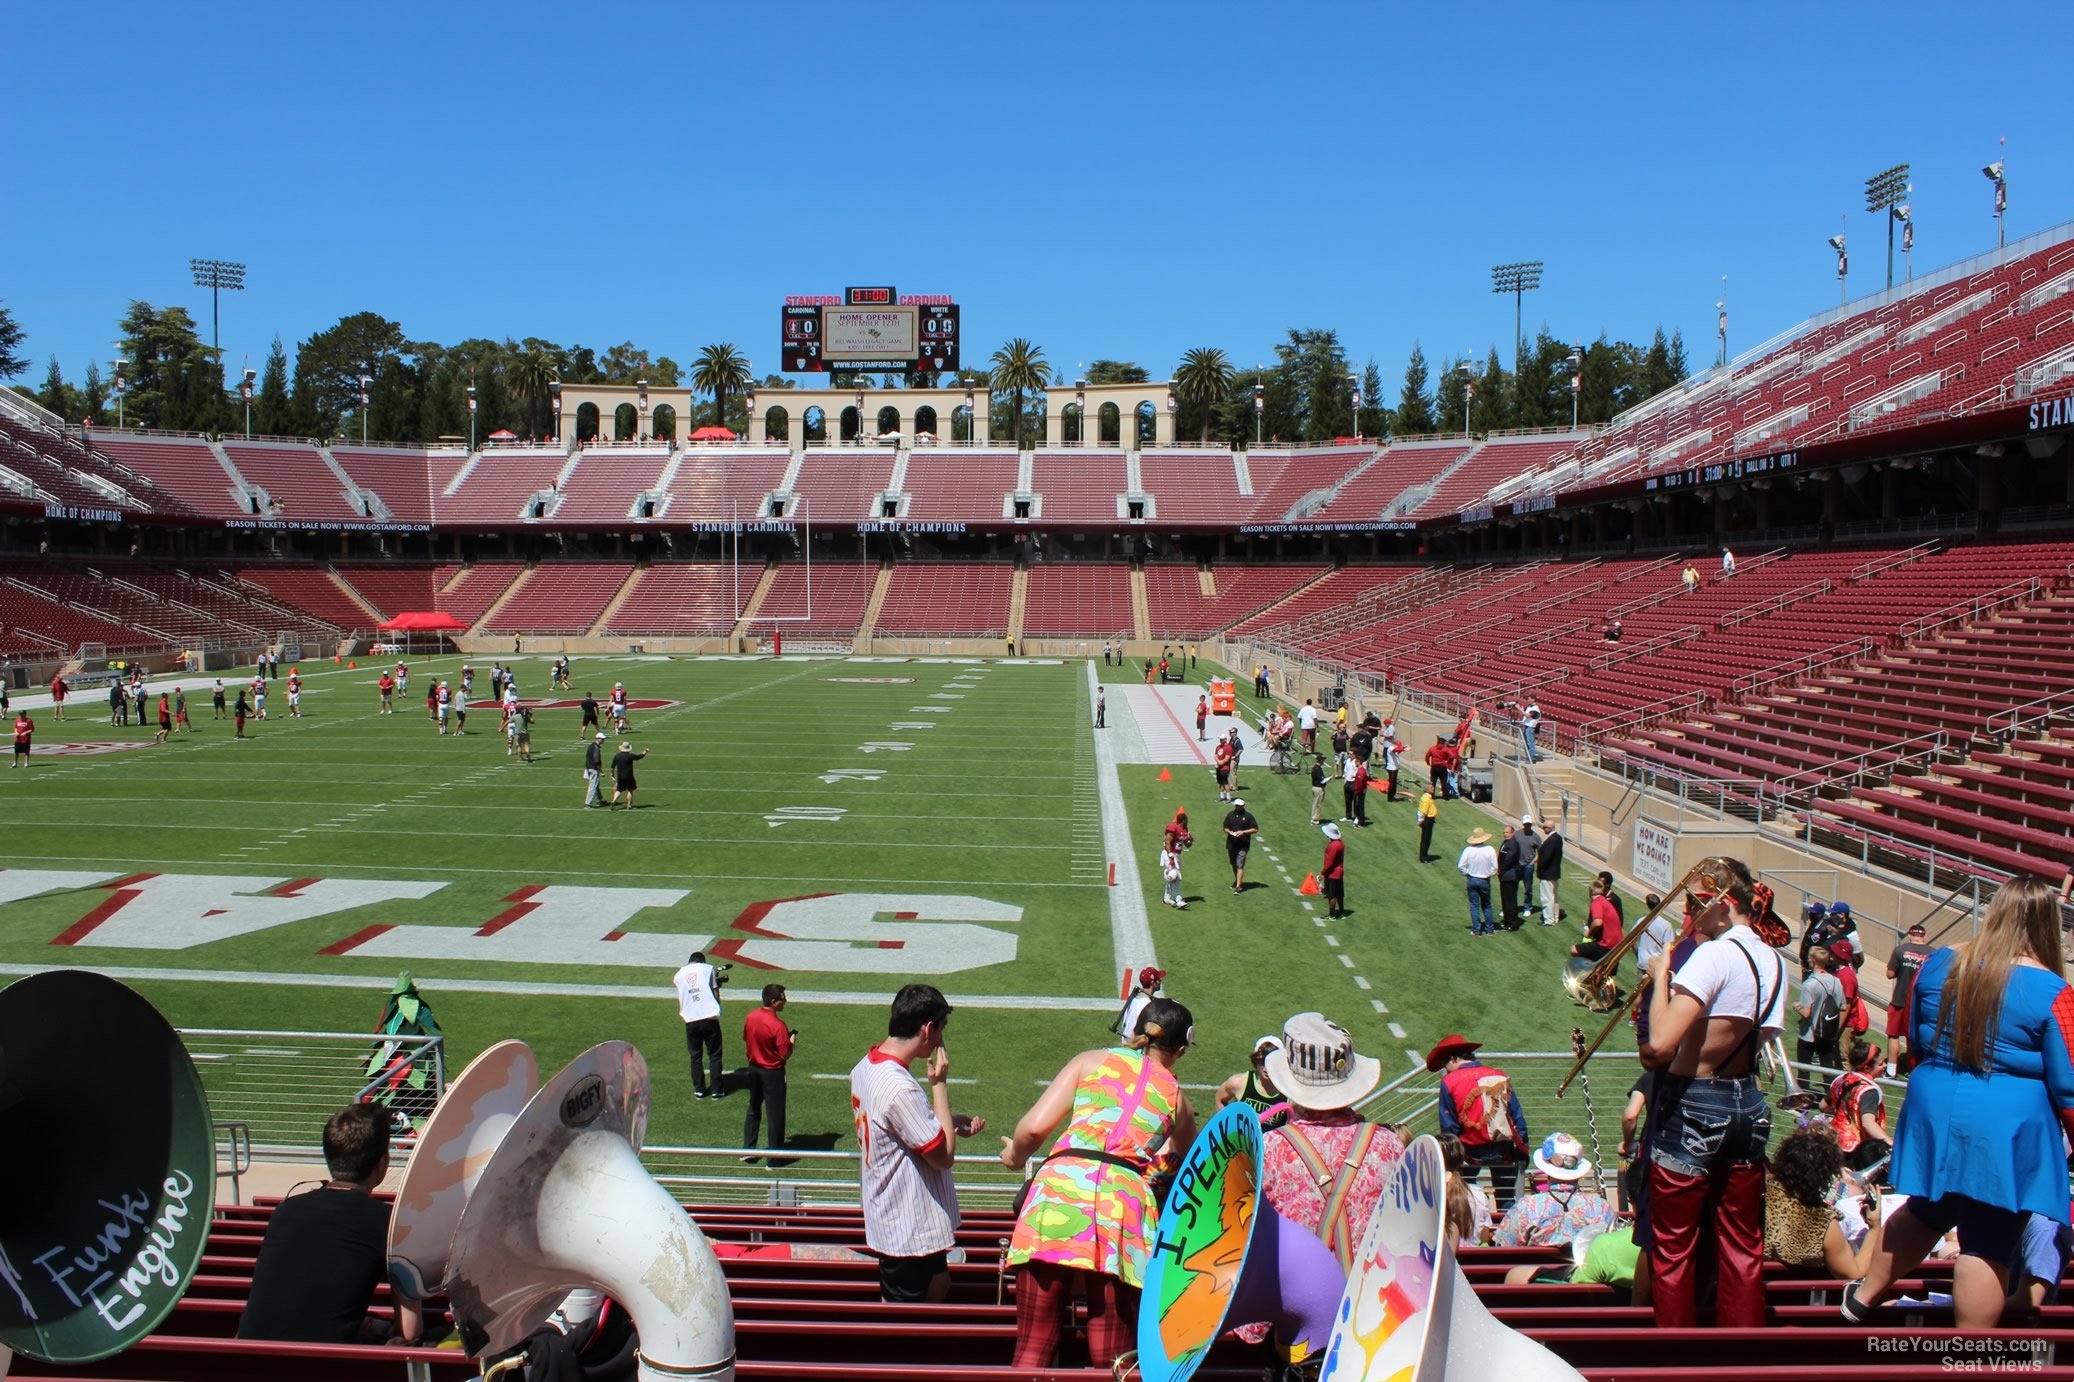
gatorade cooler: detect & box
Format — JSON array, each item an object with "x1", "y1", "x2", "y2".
[{"x1": 1210, "y1": 678, "x2": 1237, "y2": 716}]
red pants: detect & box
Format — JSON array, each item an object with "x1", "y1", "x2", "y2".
[
  {"x1": 1649, "y1": 1161, "x2": 1765, "y2": 1327},
  {"x1": 1012, "y1": 1262, "x2": 1136, "y2": 1368}
]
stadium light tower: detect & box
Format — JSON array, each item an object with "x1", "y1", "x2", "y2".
[
  {"x1": 1490, "y1": 261, "x2": 1544, "y2": 376},
  {"x1": 1984, "y1": 156, "x2": 2008, "y2": 249},
  {"x1": 189, "y1": 258, "x2": 246, "y2": 370},
  {"x1": 1864, "y1": 163, "x2": 1911, "y2": 290},
  {"x1": 1828, "y1": 233, "x2": 1848, "y2": 308},
  {"x1": 1895, "y1": 204, "x2": 1914, "y2": 281},
  {"x1": 1717, "y1": 277, "x2": 1729, "y2": 367}
]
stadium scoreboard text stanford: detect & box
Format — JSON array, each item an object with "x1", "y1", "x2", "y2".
[{"x1": 780, "y1": 286, "x2": 960, "y2": 374}]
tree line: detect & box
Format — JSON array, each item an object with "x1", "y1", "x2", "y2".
[{"x1": 1, "y1": 300, "x2": 1690, "y2": 449}]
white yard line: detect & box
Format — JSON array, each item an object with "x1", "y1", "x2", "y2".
[
  {"x1": 0, "y1": 962, "x2": 1122, "y2": 1010},
  {"x1": 1087, "y1": 661, "x2": 1156, "y2": 978}
]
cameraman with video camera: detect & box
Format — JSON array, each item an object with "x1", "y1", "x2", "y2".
[{"x1": 672, "y1": 950, "x2": 731, "y2": 1100}]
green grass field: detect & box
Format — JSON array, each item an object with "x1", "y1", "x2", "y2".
[{"x1": 0, "y1": 651, "x2": 1630, "y2": 1155}]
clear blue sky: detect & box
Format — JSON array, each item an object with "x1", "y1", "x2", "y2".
[{"x1": 5, "y1": 2, "x2": 2067, "y2": 395}]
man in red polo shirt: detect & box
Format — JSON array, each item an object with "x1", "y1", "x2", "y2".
[{"x1": 742, "y1": 984, "x2": 796, "y2": 1161}]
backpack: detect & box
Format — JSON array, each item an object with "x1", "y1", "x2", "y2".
[
  {"x1": 1444, "y1": 1065, "x2": 1517, "y2": 1149},
  {"x1": 1807, "y1": 976, "x2": 1843, "y2": 1043}
]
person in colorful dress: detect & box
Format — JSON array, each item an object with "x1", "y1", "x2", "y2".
[
  {"x1": 1846, "y1": 877, "x2": 2074, "y2": 1330},
  {"x1": 1259, "y1": 1012, "x2": 1402, "y2": 1269},
  {"x1": 998, "y1": 997, "x2": 1197, "y2": 1370}
]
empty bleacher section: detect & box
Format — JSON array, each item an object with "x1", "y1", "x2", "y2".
[
  {"x1": 752, "y1": 562, "x2": 876, "y2": 637},
  {"x1": 0, "y1": 558, "x2": 344, "y2": 650},
  {"x1": 788, "y1": 451, "x2": 895, "y2": 523},
  {"x1": 431, "y1": 563, "x2": 525, "y2": 626},
  {"x1": 0, "y1": 413, "x2": 170, "y2": 514},
  {"x1": 435, "y1": 449, "x2": 569, "y2": 523},
  {"x1": 1028, "y1": 451, "x2": 1124, "y2": 523},
  {"x1": 602, "y1": 565, "x2": 742, "y2": 636},
  {"x1": 1143, "y1": 563, "x2": 1326, "y2": 639},
  {"x1": 1020, "y1": 563, "x2": 1133, "y2": 637},
  {"x1": 873, "y1": 562, "x2": 1013, "y2": 636},
  {"x1": 224, "y1": 566, "x2": 365, "y2": 634},
  {"x1": 219, "y1": 443, "x2": 362, "y2": 521},
  {"x1": 1304, "y1": 439, "x2": 1470, "y2": 522},
  {"x1": 91, "y1": 435, "x2": 247, "y2": 518},
  {"x1": 328, "y1": 446, "x2": 437, "y2": 524},
  {"x1": 550, "y1": 448, "x2": 672, "y2": 523},
  {"x1": 1480, "y1": 225, "x2": 2074, "y2": 510},
  {"x1": 661, "y1": 446, "x2": 793, "y2": 522},
  {"x1": 1242, "y1": 445, "x2": 1372, "y2": 523},
  {"x1": 479, "y1": 563, "x2": 632, "y2": 634},
  {"x1": 0, "y1": 576, "x2": 148, "y2": 653},
  {"x1": 1135, "y1": 449, "x2": 1246, "y2": 522},
  {"x1": 900, "y1": 451, "x2": 1017, "y2": 522},
  {"x1": 1410, "y1": 433, "x2": 1583, "y2": 519},
  {"x1": 1225, "y1": 563, "x2": 1436, "y2": 641},
  {"x1": 331, "y1": 564, "x2": 441, "y2": 618}
]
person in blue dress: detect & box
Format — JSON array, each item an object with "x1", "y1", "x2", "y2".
[{"x1": 1845, "y1": 877, "x2": 2074, "y2": 1329}]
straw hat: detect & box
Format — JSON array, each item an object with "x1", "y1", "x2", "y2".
[
  {"x1": 1466, "y1": 827, "x2": 1492, "y2": 846},
  {"x1": 1262, "y1": 1012, "x2": 1381, "y2": 1112}
]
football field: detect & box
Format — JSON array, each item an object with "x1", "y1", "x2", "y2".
[{"x1": 0, "y1": 652, "x2": 1624, "y2": 1152}]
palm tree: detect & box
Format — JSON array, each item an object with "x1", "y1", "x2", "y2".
[
  {"x1": 693, "y1": 343, "x2": 752, "y2": 434},
  {"x1": 506, "y1": 346, "x2": 558, "y2": 440},
  {"x1": 988, "y1": 338, "x2": 1048, "y2": 448},
  {"x1": 1174, "y1": 347, "x2": 1235, "y2": 443}
]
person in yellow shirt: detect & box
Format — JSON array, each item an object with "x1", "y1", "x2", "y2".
[{"x1": 1417, "y1": 787, "x2": 1439, "y2": 863}]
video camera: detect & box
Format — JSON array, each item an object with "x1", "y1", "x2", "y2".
[{"x1": 714, "y1": 962, "x2": 734, "y2": 988}]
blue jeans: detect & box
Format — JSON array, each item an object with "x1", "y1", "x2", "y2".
[
  {"x1": 1466, "y1": 879, "x2": 1494, "y2": 934},
  {"x1": 1522, "y1": 726, "x2": 1539, "y2": 762}
]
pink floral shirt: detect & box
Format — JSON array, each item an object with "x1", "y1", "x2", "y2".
[{"x1": 1261, "y1": 1110, "x2": 1408, "y2": 1248}]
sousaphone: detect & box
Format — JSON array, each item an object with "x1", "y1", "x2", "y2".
[
  {"x1": 443, "y1": 1041, "x2": 734, "y2": 1381},
  {"x1": 0, "y1": 971, "x2": 216, "y2": 1372}
]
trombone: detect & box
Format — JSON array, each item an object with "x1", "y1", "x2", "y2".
[{"x1": 1556, "y1": 856, "x2": 1738, "y2": 1097}]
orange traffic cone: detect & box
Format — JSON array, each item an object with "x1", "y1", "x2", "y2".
[
  {"x1": 348, "y1": 661, "x2": 357, "y2": 669},
  {"x1": 1298, "y1": 873, "x2": 1321, "y2": 895},
  {"x1": 1157, "y1": 767, "x2": 1172, "y2": 782}
]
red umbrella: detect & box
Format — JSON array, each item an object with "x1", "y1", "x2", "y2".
[
  {"x1": 487, "y1": 429, "x2": 518, "y2": 441},
  {"x1": 689, "y1": 425, "x2": 736, "y2": 441}
]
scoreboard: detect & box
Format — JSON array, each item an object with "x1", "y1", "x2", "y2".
[{"x1": 781, "y1": 287, "x2": 960, "y2": 374}]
